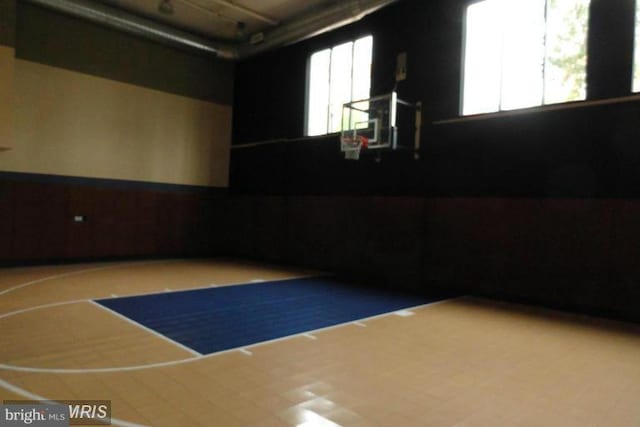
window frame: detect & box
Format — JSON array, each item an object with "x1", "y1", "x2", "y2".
[
  {"x1": 633, "y1": 0, "x2": 640, "y2": 93},
  {"x1": 304, "y1": 35, "x2": 374, "y2": 137},
  {"x1": 459, "y1": 0, "x2": 484, "y2": 116},
  {"x1": 460, "y1": 0, "x2": 590, "y2": 116}
]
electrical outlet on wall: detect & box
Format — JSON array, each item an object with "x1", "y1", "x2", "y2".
[{"x1": 73, "y1": 215, "x2": 87, "y2": 223}]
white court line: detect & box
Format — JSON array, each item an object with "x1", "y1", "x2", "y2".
[
  {"x1": 0, "y1": 264, "x2": 351, "y2": 425},
  {"x1": 89, "y1": 301, "x2": 202, "y2": 358},
  {"x1": 0, "y1": 297, "x2": 462, "y2": 375},
  {"x1": 0, "y1": 299, "x2": 89, "y2": 320},
  {"x1": 0, "y1": 274, "x2": 322, "y2": 319},
  {"x1": 87, "y1": 274, "x2": 322, "y2": 302},
  {"x1": 394, "y1": 309, "x2": 415, "y2": 317},
  {"x1": 0, "y1": 356, "x2": 200, "y2": 374},
  {"x1": 0, "y1": 260, "x2": 172, "y2": 297},
  {"x1": 0, "y1": 378, "x2": 148, "y2": 427}
]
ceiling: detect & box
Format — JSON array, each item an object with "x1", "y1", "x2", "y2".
[
  {"x1": 30, "y1": 0, "x2": 397, "y2": 59},
  {"x1": 100, "y1": 0, "x2": 335, "y2": 41}
]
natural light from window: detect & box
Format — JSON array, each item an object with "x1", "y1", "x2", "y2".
[
  {"x1": 306, "y1": 36, "x2": 373, "y2": 136},
  {"x1": 462, "y1": 0, "x2": 589, "y2": 115},
  {"x1": 633, "y1": 3, "x2": 640, "y2": 92}
]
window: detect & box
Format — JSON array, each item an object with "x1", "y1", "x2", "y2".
[
  {"x1": 634, "y1": 3, "x2": 640, "y2": 92},
  {"x1": 462, "y1": 0, "x2": 590, "y2": 115},
  {"x1": 306, "y1": 35, "x2": 373, "y2": 136}
]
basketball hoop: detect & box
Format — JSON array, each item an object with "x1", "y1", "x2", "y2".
[
  {"x1": 341, "y1": 135, "x2": 369, "y2": 160},
  {"x1": 340, "y1": 92, "x2": 422, "y2": 162}
]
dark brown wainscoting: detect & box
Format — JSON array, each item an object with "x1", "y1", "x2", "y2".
[
  {"x1": 219, "y1": 195, "x2": 640, "y2": 323},
  {"x1": 1, "y1": 173, "x2": 226, "y2": 264}
]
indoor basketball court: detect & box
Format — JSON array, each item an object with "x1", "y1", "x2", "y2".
[
  {"x1": 2, "y1": 260, "x2": 640, "y2": 426},
  {"x1": 2, "y1": 0, "x2": 640, "y2": 425}
]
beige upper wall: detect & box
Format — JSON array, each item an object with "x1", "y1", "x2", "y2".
[
  {"x1": 0, "y1": 58, "x2": 231, "y2": 187},
  {"x1": 0, "y1": 46, "x2": 14, "y2": 150}
]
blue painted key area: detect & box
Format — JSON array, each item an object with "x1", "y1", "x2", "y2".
[{"x1": 96, "y1": 277, "x2": 444, "y2": 355}]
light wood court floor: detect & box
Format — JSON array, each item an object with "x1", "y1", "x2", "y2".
[{"x1": 1, "y1": 259, "x2": 640, "y2": 426}]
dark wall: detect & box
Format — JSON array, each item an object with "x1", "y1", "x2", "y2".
[
  {"x1": 229, "y1": 0, "x2": 640, "y2": 322},
  {"x1": 1, "y1": 4, "x2": 233, "y2": 265},
  {"x1": 231, "y1": 101, "x2": 640, "y2": 198},
  {"x1": 16, "y1": 3, "x2": 234, "y2": 105},
  {"x1": 232, "y1": 0, "x2": 640, "y2": 198},
  {"x1": 0, "y1": 173, "x2": 224, "y2": 265},
  {"x1": 233, "y1": 0, "x2": 439, "y2": 145},
  {"x1": 587, "y1": 0, "x2": 636, "y2": 99},
  {"x1": 0, "y1": 0, "x2": 16, "y2": 47},
  {"x1": 219, "y1": 195, "x2": 640, "y2": 322}
]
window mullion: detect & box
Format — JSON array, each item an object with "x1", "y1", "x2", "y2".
[
  {"x1": 350, "y1": 41, "x2": 356, "y2": 103},
  {"x1": 542, "y1": 0, "x2": 549, "y2": 105},
  {"x1": 327, "y1": 47, "x2": 333, "y2": 134},
  {"x1": 498, "y1": 6, "x2": 505, "y2": 111}
]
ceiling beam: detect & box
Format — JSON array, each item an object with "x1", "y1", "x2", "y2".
[
  {"x1": 177, "y1": 0, "x2": 238, "y2": 25},
  {"x1": 21, "y1": 0, "x2": 400, "y2": 60},
  {"x1": 206, "y1": 0, "x2": 279, "y2": 26},
  {"x1": 22, "y1": 0, "x2": 238, "y2": 58}
]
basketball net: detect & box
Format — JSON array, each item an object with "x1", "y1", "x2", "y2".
[{"x1": 342, "y1": 135, "x2": 369, "y2": 160}]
